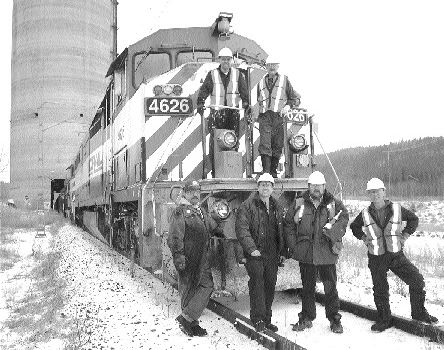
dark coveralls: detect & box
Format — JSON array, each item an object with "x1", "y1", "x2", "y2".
[
  {"x1": 283, "y1": 191, "x2": 348, "y2": 322},
  {"x1": 235, "y1": 192, "x2": 285, "y2": 325},
  {"x1": 257, "y1": 73, "x2": 300, "y2": 176},
  {"x1": 197, "y1": 67, "x2": 249, "y2": 177},
  {"x1": 167, "y1": 203, "x2": 221, "y2": 321},
  {"x1": 350, "y1": 201, "x2": 427, "y2": 321}
]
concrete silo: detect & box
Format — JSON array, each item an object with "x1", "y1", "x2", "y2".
[{"x1": 10, "y1": 0, "x2": 116, "y2": 208}]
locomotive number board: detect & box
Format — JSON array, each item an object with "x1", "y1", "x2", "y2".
[
  {"x1": 144, "y1": 97, "x2": 193, "y2": 116},
  {"x1": 285, "y1": 109, "x2": 308, "y2": 125}
]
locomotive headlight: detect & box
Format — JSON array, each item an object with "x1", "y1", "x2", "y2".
[
  {"x1": 153, "y1": 85, "x2": 163, "y2": 96},
  {"x1": 172, "y1": 85, "x2": 183, "y2": 95},
  {"x1": 212, "y1": 200, "x2": 231, "y2": 220},
  {"x1": 217, "y1": 130, "x2": 237, "y2": 150},
  {"x1": 289, "y1": 134, "x2": 307, "y2": 152},
  {"x1": 163, "y1": 84, "x2": 173, "y2": 95}
]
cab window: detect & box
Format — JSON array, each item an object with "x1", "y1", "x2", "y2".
[
  {"x1": 133, "y1": 52, "x2": 170, "y2": 88},
  {"x1": 176, "y1": 51, "x2": 213, "y2": 65}
]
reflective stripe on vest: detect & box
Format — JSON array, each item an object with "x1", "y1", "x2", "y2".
[
  {"x1": 210, "y1": 68, "x2": 240, "y2": 110},
  {"x1": 362, "y1": 203, "x2": 403, "y2": 255},
  {"x1": 293, "y1": 198, "x2": 335, "y2": 224},
  {"x1": 258, "y1": 74, "x2": 287, "y2": 113}
]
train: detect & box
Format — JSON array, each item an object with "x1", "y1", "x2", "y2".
[{"x1": 63, "y1": 12, "x2": 316, "y2": 295}]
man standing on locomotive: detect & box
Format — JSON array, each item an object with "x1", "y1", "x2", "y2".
[
  {"x1": 235, "y1": 172, "x2": 286, "y2": 332},
  {"x1": 167, "y1": 180, "x2": 223, "y2": 337},
  {"x1": 283, "y1": 171, "x2": 348, "y2": 333},
  {"x1": 350, "y1": 178, "x2": 438, "y2": 332},
  {"x1": 196, "y1": 47, "x2": 249, "y2": 178},
  {"x1": 257, "y1": 56, "x2": 301, "y2": 177}
]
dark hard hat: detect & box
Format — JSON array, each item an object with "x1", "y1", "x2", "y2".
[{"x1": 183, "y1": 180, "x2": 200, "y2": 192}]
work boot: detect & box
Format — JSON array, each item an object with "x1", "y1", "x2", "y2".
[
  {"x1": 329, "y1": 315, "x2": 343, "y2": 334},
  {"x1": 191, "y1": 321, "x2": 208, "y2": 336},
  {"x1": 260, "y1": 155, "x2": 271, "y2": 174},
  {"x1": 265, "y1": 323, "x2": 279, "y2": 332},
  {"x1": 412, "y1": 311, "x2": 438, "y2": 324},
  {"x1": 270, "y1": 156, "x2": 280, "y2": 178},
  {"x1": 292, "y1": 318, "x2": 313, "y2": 332},
  {"x1": 371, "y1": 303, "x2": 392, "y2": 332},
  {"x1": 371, "y1": 319, "x2": 393, "y2": 332},
  {"x1": 176, "y1": 315, "x2": 194, "y2": 336},
  {"x1": 254, "y1": 320, "x2": 266, "y2": 332},
  {"x1": 410, "y1": 290, "x2": 437, "y2": 323}
]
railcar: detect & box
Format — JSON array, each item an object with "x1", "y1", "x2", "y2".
[{"x1": 67, "y1": 13, "x2": 316, "y2": 294}]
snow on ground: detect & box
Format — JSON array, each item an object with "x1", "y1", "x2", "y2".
[
  {"x1": 1, "y1": 199, "x2": 444, "y2": 350},
  {"x1": 0, "y1": 225, "x2": 266, "y2": 350}
]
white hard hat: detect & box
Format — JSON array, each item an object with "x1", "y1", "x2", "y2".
[
  {"x1": 218, "y1": 47, "x2": 233, "y2": 57},
  {"x1": 266, "y1": 55, "x2": 279, "y2": 64},
  {"x1": 308, "y1": 171, "x2": 326, "y2": 185},
  {"x1": 366, "y1": 178, "x2": 385, "y2": 191},
  {"x1": 7, "y1": 199, "x2": 15, "y2": 204},
  {"x1": 257, "y1": 172, "x2": 275, "y2": 184}
]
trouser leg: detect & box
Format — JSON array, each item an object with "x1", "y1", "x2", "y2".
[
  {"x1": 389, "y1": 252, "x2": 426, "y2": 317},
  {"x1": 368, "y1": 254, "x2": 391, "y2": 321},
  {"x1": 261, "y1": 155, "x2": 271, "y2": 173},
  {"x1": 245, "y1": 258, "x2": 266, "y2": 324},
  {"x1": 299, "y1": 262, "x2": 317, "y2": 320},
  {"x1": 182, "y1": 264, "x2": 214, "y2": 321},
  {"x1": 258, "y1": 112, "x2": 273, "y2": 157},
  {"x1": 270, "y1": 115, "x2": 284, "y2": 159},
  {"x1": 263, "y1": 255, "x2": 279, "y2": 323},
  {"x1": 318, "y1": 264, "x2": 340, "y2": 320}
]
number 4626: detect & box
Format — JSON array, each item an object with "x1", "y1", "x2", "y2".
[{"x1": 147, "y1": 98, "x2": 191, "y2": 115}]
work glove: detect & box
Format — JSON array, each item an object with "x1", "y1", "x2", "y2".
[
  {"x1": 281, "y1": 105, "x2": 291, "y2": 115},
  {"x1": 174, "y1": 254, "x2": 186, "y2": 271},
  {"x1": 278, "y1": 255, "x2": 285, "y2": 267}
]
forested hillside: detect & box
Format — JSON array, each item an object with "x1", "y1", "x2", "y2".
[{"x1": 315, "y1": 137, "x2": 444, "y2": 198}]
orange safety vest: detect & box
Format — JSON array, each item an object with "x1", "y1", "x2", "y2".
[
  {"x1": 362, "y1": 203, "x2": 403, "y2": 255},
  {"x1": 210, "y1": 68, "x2": 241, "y2": 110},
  {"x1": 257, "y1": 74, "x2": 288, "y2": 113}
]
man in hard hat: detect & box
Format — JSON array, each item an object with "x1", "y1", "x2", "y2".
[
  {"x1": 235, "y1": 172, "x2": 286, "y2": 332},
  {"x1": 284, "y1": 171, "x2": 349, "y2": 333},
  {"x1": 350, "y1": 178, "x2": 438, "y2": 332},
  {"x1": 197, "y1": 47, "x2": 249, "y2": 177},
  {"x1": 168, "y1": 180, "x2": 223, "y2": 337},
  {"x1": 257, "y1": 56, "x2": 301, "y2": 177}
]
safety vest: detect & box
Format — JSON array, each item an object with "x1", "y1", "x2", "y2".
[
  {"x1": 210, "y1": 68, "x2": 241, "y2": 110},
  {"x1": 362, "y1": 202, "x2": 403, "y2": 255},
  {"x1": 257, "y1": 74, "x2": 288, "y2": 113},
  {"x1": 293, "y1": 197, "x2": 335, "y2": 224}
]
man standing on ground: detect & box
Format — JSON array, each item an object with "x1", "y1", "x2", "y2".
[
  {"x1": 350, "y1": 177, "x2": 438, "y2": 332},
  {"x1": 235, "y1": 172, "x2": 286, "y2": 332},
  {"x1": 168, "y1": 180, "x2": 223, "y2": 336},
  {"x1": 284, "y1": 171, "x2": 348, "y2": 333}
]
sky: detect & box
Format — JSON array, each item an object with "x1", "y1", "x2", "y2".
[{"x1": 1, "y1": 0, "x2": 443, "y2": 182}]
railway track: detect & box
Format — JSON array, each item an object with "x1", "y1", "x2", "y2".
[{"x1": 84, "y1": 225, "x2": 444, "y2": 350}]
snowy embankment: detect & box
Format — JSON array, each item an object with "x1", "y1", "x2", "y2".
[{"x1": 1, "y1": 225, "x2": 265, "y2": 350}]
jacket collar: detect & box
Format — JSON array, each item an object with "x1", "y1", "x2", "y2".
[{"x1": 302, "y1": 189, "x2": 334, "y2": 207}]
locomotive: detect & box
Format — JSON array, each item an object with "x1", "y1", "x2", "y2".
[{"x1": 66, "y1": 12, "x2": 316, "y2": 294}]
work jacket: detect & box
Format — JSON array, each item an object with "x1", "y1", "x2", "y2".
[
  {"x1": 283, "y1": 190, "x2": 349, "y2": 265},
  {"x1": 257, "y1": 73, "x2": 300, "y2": 113},
  {"x1": 350, "y1": 200, "x2": 419, "y2": 256},
  {"x1": 235, "y1": 192, "x2": 285, "y2": 259},
  {"x1": 167, "y1": 201, "x2": 221, "y2": 285}
]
